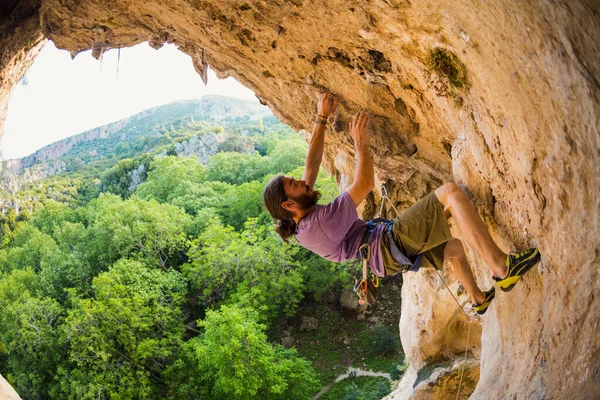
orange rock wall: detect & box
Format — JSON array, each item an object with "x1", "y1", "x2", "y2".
[{"x1": 0, "y1": 1, "x2": 598, "y2": 398}]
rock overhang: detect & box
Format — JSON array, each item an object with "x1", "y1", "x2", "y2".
[{"x1": 0, "y1": 1, "x2": 599, "y2": 398}]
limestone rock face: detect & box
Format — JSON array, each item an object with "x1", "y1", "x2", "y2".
[
  {"x1": 172, "y1": 131, "x2": 227, "y2": 162},
  {"x1": 128, "y1": 162, "x2": 146, "y2": 192},
  {"x1": 388, "y1": 359, "x2": 480, "y2": 400},
  {"x1": 0, "y1": 159, "x2": 66, "y2": 214},
  {"x1": 393, "y1": 265, "x2": 482, "y2": 399},
  {"x1": 0, "y1": 0, "x2": 45, "y2": 136},
  {"x1": 0, "y1": 1, "x2": 598, "y2": 398},
  {"x1": 400, "y1": 268, "x2": 481, "y2": 368},
  {"x1": 0, "y1": 374, "x2": 21, "y2": 400}
]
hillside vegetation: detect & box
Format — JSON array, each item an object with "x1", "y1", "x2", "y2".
[{"x1": 0, "y1": 97, "x2": 404, "y2": 399}]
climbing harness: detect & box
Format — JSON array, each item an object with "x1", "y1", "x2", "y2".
[
  {"x1": 379, "y1": 184, "x2": 474, "y2": 400},
  {"x1": 354, "y1": 186, "x2": 421, "y2": 304},
  {"x1": 377, "y1": 186, "x2": 422, "y2": 272},
  {"x1": 359, "y1": 218, "x2": 422, "y2": 271}
]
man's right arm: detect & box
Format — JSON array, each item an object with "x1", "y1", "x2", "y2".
[{"x1": 346, "y1": 111, "x2": 375, "y2": 208}]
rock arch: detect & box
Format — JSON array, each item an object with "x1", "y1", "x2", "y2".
[{"x1": 0, "y1": 1, "x2": 598, "y2": 398}]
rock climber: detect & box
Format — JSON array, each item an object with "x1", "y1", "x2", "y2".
[{"x1": 262, "y1": 92, "x2": 541, "y2": 314}]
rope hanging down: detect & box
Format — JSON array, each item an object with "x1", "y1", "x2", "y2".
[{"x1": 379, "y1": 185, "x2": 473, "y2": 400}]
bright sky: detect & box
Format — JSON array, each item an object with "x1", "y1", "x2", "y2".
[{"x1": 1, "y1": 41, "x2": 258, "y2": 160}]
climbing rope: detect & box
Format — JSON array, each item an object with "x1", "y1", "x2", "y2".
[
  {"x1": 456, "y1": 317, "x2": 472, "y2": 400},
  {"x1": 379, "y1": 184, "x2": 473, "y2": 399},
  {"x1": 378, "y1": 184, "x2": 400, "y2": 218},
  {"x1": 434, "y1": 268, "x2": 472, "y2": 400}
]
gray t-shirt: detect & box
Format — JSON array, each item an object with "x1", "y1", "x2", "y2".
[{"x1": 294, "y1": 191, "x2": 386, "y2": 276}]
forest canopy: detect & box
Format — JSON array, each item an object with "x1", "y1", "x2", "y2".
[{"x1": 0, "y1": 100, "x2": 377, "y2": 400}]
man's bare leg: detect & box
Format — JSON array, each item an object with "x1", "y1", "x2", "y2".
[
  {"x1": 444, "y1": 238, "x2": 485, "y2": 305},
  {"x1": 435, "y1": 183, "x2": 508, "y2": 279}
]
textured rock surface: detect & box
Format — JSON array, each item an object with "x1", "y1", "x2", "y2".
[
  {"x1": 172, "y1": 131, "x2": 227, "y2": 162},
  {"x1": 394, "y1": 264, "x2": 482, "y2": 398},
  {"x1": 128, "y1": 162, "x2": 146, "y2": 192},
  {"x1": 0, "y1": 374, "x2": 21, "y2": 400},
  {"x1": 0, "y1": 1, "x2": 598, "y2": 398},
  {"x1": 339, "y1": 289, "x2": 368, "y2": 313},
  {"x1": 0, "y1": 0, "x2": 45, "y2": 137},
  {"x1": 388, "y1": 359, "x2": 479, "y2": 400}
]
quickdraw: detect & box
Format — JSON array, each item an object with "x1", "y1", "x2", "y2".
[{"x1": 354, "y1": 243, "x2": 379, "y2": 305}]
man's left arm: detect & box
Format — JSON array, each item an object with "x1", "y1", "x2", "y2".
[
  {"x1": 346, "y1": 111, "x2": 375, "y2": 208},
  {"x1": 302, "y1": 92, "x2": 338, "y2": 187}
]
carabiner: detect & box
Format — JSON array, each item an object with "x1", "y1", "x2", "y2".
[{"x1": 372, "y1": 276, "x2": 379, "y2": 288}]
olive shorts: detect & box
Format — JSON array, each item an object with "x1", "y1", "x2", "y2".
[{"x1": 381, "y1": 191, "x2": 453, "y2": 275}]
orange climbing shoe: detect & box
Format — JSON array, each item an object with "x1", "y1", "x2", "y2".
[
  {"x1": 494, "y1": 247, "x2": 541, "y2": 292},
  {"x1": 473, "y1": 287, "x2": 495, "y2": 315}
]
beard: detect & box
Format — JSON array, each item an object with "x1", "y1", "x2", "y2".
[{"x1": 291, "y1": 189, "x2": 321, "y2": 210}]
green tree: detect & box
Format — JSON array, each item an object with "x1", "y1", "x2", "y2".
[
  {"x1": 0, "y1": 208, "x2": 24, "y2": 248},
  {"x1": 218, "y1": 180, "x2": 270, "y2": 230},
  {"x1": 77, "y1": 194, "x2": 191, "y2": 271},
  {"x1": 28, "y1": 199, "x2": 75, "y2": 237},
  {"x1": 38, "y1": 221, "x2": 96, "y2": 300},
  {"x1": 73, "y1": 176, "x2": 101, "y2": 206},
  {"x1": 265, "y1": 139, "x2": 307, "y2": 174},
  {"x1": 100, "y1": 158, "x2": 138, "y2": 198},
  {"x1": 370, "y1": 325, "x2": 400, "y2": 355},
  {"x1": 165, "y1": 305, "x2": 319, "y2": 400},
  {"x1": 250, "y1": 133, "x2": 278, "y2": 156},
  {"x1": 206, "y1": 152, "x2": 266, "y2": 185},
  {"x1": 183, "y1": 221, "x2": 304, "y2": 321},
  {"x1": 0, "y1": 269, "x2": 65, "y2": 398},
  {"x1": 184, "y1": 208, "x2": 221, "y2": 238},
  {"x1": 300, "y1": 252, "x2": 357, "y2": 302},
  {"x1": 167, "y1": 180, "x2": 229, "y2": 216},
  {"x1": 54, "y1": 259, "x2": 187, "y2": 399},
  {"x1": 16, "y1": 208, "x2": 31, "y2": 222},
  {"x1": 136, "y1": 156, "x2": 207, "y2": 203},
  {"x1": 0, "y1": 225, "x2": 58, "y2": 274},
  {"x1": 257, "y1": 117, "x2": 265, "y2": 133}
]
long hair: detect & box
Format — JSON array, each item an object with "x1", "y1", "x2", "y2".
[
  {"x1": 263, "y1": 175, "x2": 296, "y2": 242},
  {"x1": 264, "y1": 175, "x2": 322, "y2": 242}
]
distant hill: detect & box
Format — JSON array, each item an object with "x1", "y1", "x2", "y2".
[
  {"x1": 0, "y1": 96, "x2": 291, "y2": 210},
  {"x1": 2, "y1": 96, "x2": 273, "y2": 173}
]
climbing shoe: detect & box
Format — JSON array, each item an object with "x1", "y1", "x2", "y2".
[
  {"x1": 473, "y1": 287, "x2": 495, "y2": 315},
  {"x1": 493, "y1": 247, "x2": 541, "y2": 292}
]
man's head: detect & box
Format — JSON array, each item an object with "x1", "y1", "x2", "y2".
[{"x1": 263, "y1": 175, "x2": 321, "y2": 240}]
